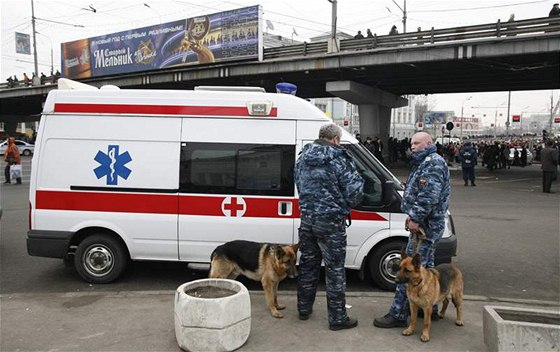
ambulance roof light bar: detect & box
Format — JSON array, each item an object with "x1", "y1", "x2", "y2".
[
  {"x1": 276, "y1": 82, "x2": 297, "y2": 95},
  {"x1": 195, "y1": 86, "x2": 265, "y2": 93}
]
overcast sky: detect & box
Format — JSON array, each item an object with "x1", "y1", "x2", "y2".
[{"x1": 1, "y1": 0, "x2": 558, "y2": 127}]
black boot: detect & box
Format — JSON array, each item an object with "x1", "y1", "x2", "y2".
[
  {"x1": 298, "y1": 308, "x2": 312, "y2": 321},
  {"x1": 373, "y1": 314, "x2": 407, "y2": 328},
  {"x1": 329, "y1": 317, "x2": 358, "y2": 331}
]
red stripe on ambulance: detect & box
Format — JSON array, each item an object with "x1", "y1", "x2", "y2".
[
  {"x1": 35, "y1": 190, "x2": 387, "y2": 221},
  {"x1": 54, "y1": 103, "x2": 278, "y2": 117},
  {"x1": 350, "y1": 210, "x2": 388, "y2": 221},
  {"x1": 36, "y1": 190, "x2": 177, "y2": 214}
]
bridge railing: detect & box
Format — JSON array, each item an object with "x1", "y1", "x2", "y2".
[
  {"x1": 2, "y1": 17, "x2": 559, "y2": 90},
  {"x1": 264, "y1": 17, "x2": 560, "y2": 59}
]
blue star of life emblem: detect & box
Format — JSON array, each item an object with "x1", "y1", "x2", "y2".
[{"x1": 94, "y1": 145, "x2": 132, "y2": 185}]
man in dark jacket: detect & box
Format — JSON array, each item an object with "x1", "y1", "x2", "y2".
[
  {"x1": 460, "y1": 141, "x2": 478, "y2": 186},
  {"x1": 541, "y1": 140, "x2": 558, "y2": 193},
  {"x1": 374, "y1": 131, "x2": 450, "y2": 328},
  {"x1": 295, "y1": 123, "x2": 364, "y2": 331}
]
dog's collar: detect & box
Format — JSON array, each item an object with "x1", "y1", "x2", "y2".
[{"x1": 411, "y1": 278, "x2": 423, "y2": 287}]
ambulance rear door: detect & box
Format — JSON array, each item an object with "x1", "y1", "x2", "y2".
[{"x1": 178, "y1": 117, "x2": 297, "y2": 262}]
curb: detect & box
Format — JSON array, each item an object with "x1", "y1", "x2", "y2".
[{"x1": 2, "y1": 290, "x2": 558, "y2": 307}]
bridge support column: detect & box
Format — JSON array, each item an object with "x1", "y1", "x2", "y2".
[
  {"x1": 326, "y1": 80, "x2": 408, "y2": 159},
  {"x1": 3, "y1": 120, "x2": 18, "y2": 136}
]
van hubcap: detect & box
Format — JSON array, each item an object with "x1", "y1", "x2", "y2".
[
  {"x1": 380, "y1": 251, "x2": 400, "y2": 283},
  {"x1": 83, "y1": 245, "x2": 113, "y2": 277}
]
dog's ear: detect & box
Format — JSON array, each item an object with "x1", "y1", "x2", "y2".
[
  {"x1": 400, "y1": 247, "x2": 408, "y2": 260},
  {"x1": 275, "y1": 245, "x2": 285, "y2": 260},
  {"x1": 412, "y1": 253, "x2": 421, "y2": 270},
  {"x1": 291, "y1": 243, "x2": 300, "y2": 252}
]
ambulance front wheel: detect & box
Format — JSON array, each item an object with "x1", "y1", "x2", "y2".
[
  {"x1": 74, "y1": 234, "x2": 128, "y2": 284},
  {"x1": 368, "y1": 240, "x2": 406, "y2": 291}
]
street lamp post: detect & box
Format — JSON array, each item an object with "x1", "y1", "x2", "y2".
[
  {"x1": 36, "y1": 32, "x2": 53, "y2": 75},
  {"x1": 144, "y1": 3, "x2": 162, "y2": 24},
  {"x1": 31, "y1": 0, "x2": 39, "y2": 85},
  {"x1": 505, "y1": 91, "x2": 511, "y2": 138},
  {"x1": 460, "y1": 95, "x2": 472, "y2": 140},
  {"x1": 327, "y1": 0, "x2": 338, "y2": 53},
  {"x1": 471, "y1": 103, "x2": 507, "y2": 139},
  {"x1": 390, "y1": 0, "x2": 407, "y2": 33}
]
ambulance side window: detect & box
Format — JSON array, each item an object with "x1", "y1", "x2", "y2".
[
  {"x1": 180, "y1": 143, "x2": 295, "y2": 196},
  {"x1": 344, "y1": 145, "x2": 383, "y2": 206}
]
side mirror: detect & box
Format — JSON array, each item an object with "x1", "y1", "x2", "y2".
[{"x1": 382, "y1": 180, "x2": 394, "y2": 205}]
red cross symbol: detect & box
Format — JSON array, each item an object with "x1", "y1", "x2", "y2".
[{"x1": 221, "y1": 197, "x2": 246, "y2": 217}]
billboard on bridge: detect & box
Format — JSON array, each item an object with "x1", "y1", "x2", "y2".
[{"x1": 61, "y1": 5, "x2": 262, "y2": 79}]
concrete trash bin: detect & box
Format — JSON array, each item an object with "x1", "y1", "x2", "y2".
[
  {"x1": 174, "y1": 278, "x2": 251, "y2": 352},
  {"x1": 483, "y1": 305, "x2": 560, "y2": 352}
]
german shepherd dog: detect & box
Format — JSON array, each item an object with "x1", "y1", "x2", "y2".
[
  {"x1": 397, "y1": 250, "x2": 464, "y2": 342},
  {"x1": 209, "y1": 240, "x2": 299, "y2": 318}
]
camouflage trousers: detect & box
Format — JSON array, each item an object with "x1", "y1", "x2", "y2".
[
  {"x1": 388, "y1": 218, "x2": 445, "y2": 322},
  {"x1": 297, "y1": 217, "x2": 348, "y2": 325}
]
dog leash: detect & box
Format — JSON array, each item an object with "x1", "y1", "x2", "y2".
[{"x1": 405, "y1": 222, "x2": 428, "y2": 255}]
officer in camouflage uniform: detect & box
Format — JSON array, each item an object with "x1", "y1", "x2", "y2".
[
  {"x1": 294, "y1": 123, "x2": 364, "y2": 331},
  {"x1": 374, "y1": 131, "x2": 450, "y2": 328}
]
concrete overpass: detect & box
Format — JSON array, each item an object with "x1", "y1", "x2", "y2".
[{"x1": 2, "y1": 17, "x2": 559, "y2": 141}]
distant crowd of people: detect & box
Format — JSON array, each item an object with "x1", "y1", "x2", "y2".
[
  {"x1": 355, "y1": 133, "x2": 559, "y2": 193},
  {"x1": 354, "y1": 25, "x2": 399, "y2": 39},
  {"x1": 5, "y1": 70, "x2": 60, "y2": 88}
]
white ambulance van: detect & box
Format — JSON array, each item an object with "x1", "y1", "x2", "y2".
[{"x1": 27, "y1": 80, "x2": 457, "y2": 290}]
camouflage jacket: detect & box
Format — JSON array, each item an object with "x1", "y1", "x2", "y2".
[
  {"x1": 295, "y1": 139, "x2": 364, "y2": 222},
  {"x1": 401, "y1": 144, "x2": 450, "y2": 223}
]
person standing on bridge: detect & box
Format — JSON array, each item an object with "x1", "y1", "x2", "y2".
[
  {"x1": 23, "y1": 73, "x2": 30, "y2": 86},
  {"x1": 354, "y1": 30, "x2": 365, "y2": 39},
  {"x1": 549, "y1": 3, "x2": 560, "y2": 17},
  {"x1": 295, "y1": 122, "x2": 364, "y2": 331},
  {"x1": 389, "y1": 25, "x2": 399, "y2": 35},
  {"x1": 374, "y1": 131, "x2": 450, "y2": 329}
]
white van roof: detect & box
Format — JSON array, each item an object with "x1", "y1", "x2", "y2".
[{"x1": 43, "y1": 85, "x2": 331, "y2": 122}]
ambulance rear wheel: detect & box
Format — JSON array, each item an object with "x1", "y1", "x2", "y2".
[
  {"x1": 74, "y1": 234, "x2": 128, "y2": 284},
  {"x1": 368, "y1": 240, "x2": 406, "y2": 291}
]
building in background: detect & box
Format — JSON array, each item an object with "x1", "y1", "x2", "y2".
[
  {"x1": 390, "y1": 95, "x2": 417, "y2": 140},
  {"x1": 310, "y1": 97, "x2": 359, "y2": 134},
  {"x1": 309, "y1": 95, "x2": 419, "y2": 140},
  {"x1": 513, "y1": 113, "x2": 560, "y2": 135},
  {"x1": 453, "y1": 116, "x2": 481, "y2": 137}
]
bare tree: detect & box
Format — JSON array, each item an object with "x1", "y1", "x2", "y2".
[{"x1": 414, "y1": 95, "x2": 437, "y2": 123}]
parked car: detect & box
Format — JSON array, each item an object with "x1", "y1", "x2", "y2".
[
  {"x1": 0, "y1": 140, "x2": 35, "y2": 156},
  {"x1": 508, "y1": 147, "x2": 533, "y2": 166}
]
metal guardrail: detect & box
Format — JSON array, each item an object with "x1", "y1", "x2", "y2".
[
  {"x1": 2, "y1": 17, "x2": 559, "y2": 90},
  {"x1": 264, "y1": 17, "x2": 560, "y2": 59}
]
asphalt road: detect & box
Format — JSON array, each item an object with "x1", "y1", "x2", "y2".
[{"x1": 1, "y1": 158, "x2": 558, "y2": 302}]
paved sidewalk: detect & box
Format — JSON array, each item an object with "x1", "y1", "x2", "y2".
[{"x1": 2, "y1": 290, "x2": 558, "y2": 351}]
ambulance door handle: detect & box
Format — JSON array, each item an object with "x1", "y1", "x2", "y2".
[{"x1": 278, "y1": 201, "x2": 292, "y2": 216}]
